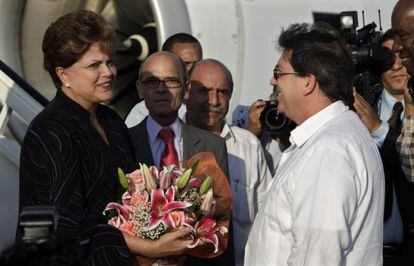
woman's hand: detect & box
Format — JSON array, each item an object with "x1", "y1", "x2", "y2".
[{"x1": 122, "y1": 227, "x2": 192, "y2": 258}]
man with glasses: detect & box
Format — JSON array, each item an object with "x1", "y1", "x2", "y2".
[
  {"x1": 128, "y1": 52, "x2": 231, "y2": 264},
  {"x1": 128, "y1": 51, "x2": 229, "y2": 178},
  {"x1": 244, "y1": 23, "x2": 384, "y2": 265},
  {"x1": 125, "y1": 33, "x2": 202, "y2": 127}
]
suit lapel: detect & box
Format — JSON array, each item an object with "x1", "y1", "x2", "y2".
[
  {"x1": 129, "y1": 117, "x2": 155, "y2": 166},
  {"x1": 182, "y1": 122, "x2": 201, "y2": 160}
]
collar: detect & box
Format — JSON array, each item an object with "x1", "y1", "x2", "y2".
[
  {"x1": 289, "y1": 101, "x2": 349, "y2": 148},
  {"x1": 146, "y1": 115, "x2": 182, "y2": 144},
  {"x1": 381, "y1": 88, "x2": 405, "y2": 110},
  {"x1": 55, "y1": 89, "x2": 103, "y2": 123},
  {"x1": 220, "y1": 123, "x2": 236, "y2": 143}
]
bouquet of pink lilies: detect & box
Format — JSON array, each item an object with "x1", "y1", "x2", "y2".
[{"x1": 104, "y1": 152, "x2": 232, "y2": 257}]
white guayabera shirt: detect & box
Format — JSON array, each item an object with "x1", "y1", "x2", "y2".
[
  {"x1": 244, "y1": 101, "x2": 384, "y2": 266},
  {"x1": 220, "y1": 124, "x2": 272, "y2": 266}
]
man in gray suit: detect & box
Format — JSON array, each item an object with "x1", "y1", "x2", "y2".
[
  {"x1": 128, "y1": 51, "x2": 229, "y2": 178},
  {"x1": 129, "y1": 51, "x2": 234, "y2": 265}
]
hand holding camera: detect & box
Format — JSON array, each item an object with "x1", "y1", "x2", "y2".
[
  {"x1": 353, "y1": 88, "x2": 382, "y2": 132},
  {"x1": 248, "y1": 99, "x2": 292, "y2": 137},
  {"x1": 248, "y1": 100, "x2": 267, "y2": 137}
]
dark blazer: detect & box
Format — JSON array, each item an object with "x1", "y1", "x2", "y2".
[
  {"x1": 128, "y1": 117, "x2": 230, "y2": 178},
  {"x1": 19, "y1": 90, "x2": 133, "y2": 265},
  {"x1": 367, "y1": 85, "x2": 414, "y2": 242}
]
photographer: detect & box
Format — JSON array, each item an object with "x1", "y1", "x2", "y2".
[
  {"x1": 353, "y1": 29, "x2": 414, "y2": 265},
  {"x1": 247, "y1": 86, "x2": 292, "y2": 175}
]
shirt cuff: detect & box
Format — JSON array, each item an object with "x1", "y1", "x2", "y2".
[{"x1": 371, "y1": 121, "x2": 389, "y2": 148}]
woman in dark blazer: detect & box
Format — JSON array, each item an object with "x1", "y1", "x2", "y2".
[{"x1": 19, "y1": 10, "x2": 190, "y2": 265}]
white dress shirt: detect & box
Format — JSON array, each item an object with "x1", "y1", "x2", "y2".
[
  {"x1": 245, "y1": 101, "x2": 384, "y2": 266},
  {"x1": 220, "y1": 124, "x2": 272, "y2": 266},
  {"x1": 145, "y1": 115, "x2": 184, "y2": 168}
]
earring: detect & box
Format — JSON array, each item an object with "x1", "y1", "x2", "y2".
[{"x1": 65, "y1": 83, "x2": 70, "y2": 88}]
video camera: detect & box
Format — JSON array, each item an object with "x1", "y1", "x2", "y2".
[
  {"x1": 338, "y1": 11, "x2": 394, "y2": 73},
  {"x1": 18, "y1": 206, "x2": 59, "y2": 246},
  {"x1": 314, "y1": 10, "x2": 396, "y2": 94},
  {"x1": 0, "y1": 206, "x2": 80, "y2": 265}
]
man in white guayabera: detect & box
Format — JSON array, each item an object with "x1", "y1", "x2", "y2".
[{"x1": 244, "y1": 23, "x2": 385, "y2": 266}]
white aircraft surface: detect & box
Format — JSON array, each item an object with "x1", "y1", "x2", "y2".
[{"x1": 0, "y1": 0, "x2": 397, "y2": 248}]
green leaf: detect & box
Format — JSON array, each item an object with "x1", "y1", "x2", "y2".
[
  {"x1": 118, "y1": 167, "x2": 129, "y2": 189},
  {"x1": 199, "y1": 176, "x2": 213, "y2": 195},
  {"x1": 177, "y1": 168, "x2": 192, "y2": 189},
  {"x1": 191, "y1": 159, "x2": 200, "y2": 173}
]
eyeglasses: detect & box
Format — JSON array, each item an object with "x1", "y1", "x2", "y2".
[
  {"x1": 141, "y1": 77, "x2": 182, "y2": 88},
  {"x1": 273, "y1": 69, "x2": 302, "y2": 80}
]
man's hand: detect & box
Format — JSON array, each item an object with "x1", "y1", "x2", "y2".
[
  {"x1": 248, "y1": 100, "x2": 266, "y2": 137},
  {"x1": 353, "y1": 88, "x2": 381, "y2": 133}
]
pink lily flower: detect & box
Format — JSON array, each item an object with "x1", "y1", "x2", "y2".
[
  {"x1": 148, "y1": 186, "x2": 192, "y2": 230},
  {"x1": 104, "y1": 202, "x2": 130, "y2": 220},
  {"x1": 140, "y1": 163, "x2": 158, "y2": 192},
  {"x1": 171, "y1": 169, "x2": 183, "y2": 185},
  {"x1": 122, "y1": 191, "x2": 132, "y2": 207},
  {"x1": 104, "y1": 202, "x2": 131, "y2": 229},
  {"x1": 188, "y1": 178, "x2": 202, "y2": 188},
  {"x1": 158, "y1": 165, "x2": 175, "y2": 190},
  {"x1": 186, "y1": 217, "x2": 228, "y2": 253},
  {"x1": 126, "y1": 169, "x2": 145, "y2": 193},
  {"x1": 199, "y1": 188, "x2": 215, "y2": 215}
]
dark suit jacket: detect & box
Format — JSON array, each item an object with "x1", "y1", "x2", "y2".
[{"x1": 367, "y1": 86, "x2": 414, "y2": 242}]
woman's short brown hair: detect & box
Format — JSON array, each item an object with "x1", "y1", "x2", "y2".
[{"x1": 42, "y1": 10, "x2": 115, "y2": 89}]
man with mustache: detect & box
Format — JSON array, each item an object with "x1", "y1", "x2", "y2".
[
  {"x1": 184, "y1": 59, "x2": 272, "y2": 266},
  {"x1": 392, "y1": 0, "x2": 414, "y2": 184},
  {"x1": 353, "y1": 29, "x2": 414, "y2": 265}
]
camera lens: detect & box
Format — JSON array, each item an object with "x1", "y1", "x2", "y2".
[{"x1": 259, "y1": 101, "x2": 289, "y2": 132}]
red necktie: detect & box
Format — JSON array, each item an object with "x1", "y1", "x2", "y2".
[{"x1": 158, "y1": 128, "x2": 180, "y2": 168}]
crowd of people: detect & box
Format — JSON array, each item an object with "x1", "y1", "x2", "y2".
[{"x1": 2, "y1": 0, "x2": 414, "y2": 265}]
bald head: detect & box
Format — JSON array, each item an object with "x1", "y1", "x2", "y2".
[
  {"x1": 186, "y1": 59, "x2": 233, "y2": 135},
  {"x1": 139, "y1": 51, "x2": 187, "y2": 82},
  {"x1": 392, "y1": 0, "x2": 414, "y2": 75},
  {"x1": 190, "y1": 59, "x2": 234, "y2": 95},
  {"x1": 137, "y1": 51, "x2": 187, "y2": 126}
]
